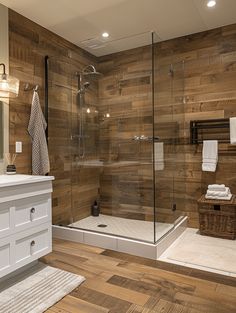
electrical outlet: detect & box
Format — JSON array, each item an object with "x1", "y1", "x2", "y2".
[{"x1": 15, "y1": 141, "x2": 22, "y2": 153}]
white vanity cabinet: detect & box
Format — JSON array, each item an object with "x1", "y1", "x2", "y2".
[{"x1": 0, "y1": 175, "x2": 54, "y2": 279}]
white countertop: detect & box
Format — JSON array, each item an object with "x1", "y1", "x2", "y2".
[{"x1": 0, "y1": 174, "x2": 55, "y2": 188}]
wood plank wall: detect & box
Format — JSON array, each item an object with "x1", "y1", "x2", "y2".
[
  {"x1": 156, "y1": 25, "x2": 236, "y2": 227},
  {"x1": 8, "y1": 8, "x2": 236, "y2": 228},
  {"x1": 98, "y1": 46, "x2": 155, "y2": 222},
  {"x1": 98, "y1": 25, "x2": 236, "y2": 227},
  {"x1": 8, "y1": 10, "x2": 100, "y2": 225}
]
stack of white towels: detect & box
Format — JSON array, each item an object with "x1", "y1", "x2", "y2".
[{"x1": 205, "y1": 184, "x2": 232, "y2": 200}]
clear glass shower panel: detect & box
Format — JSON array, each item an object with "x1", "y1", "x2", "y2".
[
  {"x1": 153, "y1": 40, "x2": 186, "y2": 242},
  {"x1": 47, "y1": 58, "x2": 74, "y2": 226},
  {"x1": 95, "y1": 33, "x2": 155, "y2": 243}
]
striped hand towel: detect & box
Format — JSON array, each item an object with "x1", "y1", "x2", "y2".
[{"x1": 28, "y1": 90, "x2": 50, "y2": 175}]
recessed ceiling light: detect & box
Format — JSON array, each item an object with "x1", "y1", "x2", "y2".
[
  {"x1": 102, "y1": 32, "x2": 109, "y2": 38},
  {"x1": 207, "y1": 0, "x2": 216, "y2": 7}
]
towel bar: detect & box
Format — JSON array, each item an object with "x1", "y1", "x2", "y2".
[{"x1": 190, "y1": 118, "x2": 230, "y2": 144}]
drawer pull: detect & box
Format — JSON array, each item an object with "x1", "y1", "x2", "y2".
[
  {"x1": 30, "y1": 240, "x2": 35, "y2": 247},
  {"x1": 30, "y1": 208, "x2": 35, "y2": 214}
]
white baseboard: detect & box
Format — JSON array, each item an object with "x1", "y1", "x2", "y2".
[{"x1": 52, "y1": 217, "x2": 188, "y2": 260}]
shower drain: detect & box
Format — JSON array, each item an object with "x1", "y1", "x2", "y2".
[{"x1": 97, "y1": 224, "x2": 108, "y2": 228}]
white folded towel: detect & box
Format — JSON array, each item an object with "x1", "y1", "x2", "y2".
[
  {"x1": 206, "y1": 187, "x2": 230, "y2": 197},
  {"x1": 230, "y1": 117, "x2": 236, "y2": 144},
  {"x1": 202, "y1": 140, "x2": 218, "y2": 172},
  {"x1": 205, "y1": 194, "x2": 232, "y2": 201},
  {"x1": 154, "y1": 142, "x2": 164, "y2": 171},
  {"x1": 208, "y1": 184, "x2": 226, "y2": 192}
]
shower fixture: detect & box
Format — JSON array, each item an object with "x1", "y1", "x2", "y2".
[
  {"x1": 78, "y1": 81, "x2": 90, "y2": 94},
  {"x1": 76, "y1": 65, "x2": 103, "y2": 158},
  {"x1": 168, "y1": 64, "x2": 174, "y2": 77},
  {"x1": 77, "y1": 64, "x2": 102, "y2": 94},
  {"x1": 132, "y1": 135, "x2": 160, "y2": 142},
  {"x1": 81, "y1": 64, "x2": 102, "y2": 78}
]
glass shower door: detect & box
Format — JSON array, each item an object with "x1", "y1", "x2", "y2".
[
  {"x1": 47, "y1": 58, "x2": 74, "y2": 227},
  {"x1": 153, "y1": 38, "x2": 185, "y2": 242},
  {"x1": 98, "y1": 32, "x2": 155, "y2": 243}
]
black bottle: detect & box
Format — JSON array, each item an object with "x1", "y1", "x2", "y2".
[{"x1": 91, "y1": 201, "x2": 100, "y2": 216}]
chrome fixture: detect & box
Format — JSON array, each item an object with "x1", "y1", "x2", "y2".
[
  {"x1": 81, "y1": 64, "x2": 102, "y2": 79},
  {"x1": 168, "y1": 64, "x2": 174, "y2": 77},
  {"x1": 76, "y1": 65, "x2": 103, "y2": 158},
  {"x1": 24, "y1": 83, "x2": 39, "y2": 92},
  {"x1": 132, "y1": 135, "x2": 160, "y2": 142},
  {"x1": 0, "y1": 63, "x2": 19, "y2": 98}
]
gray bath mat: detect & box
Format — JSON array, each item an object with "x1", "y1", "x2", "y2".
[{"x1": 0, "y1": 262, "x2": 85, "y2": 313}]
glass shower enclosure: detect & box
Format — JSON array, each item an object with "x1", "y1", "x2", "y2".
[{"x1": 47, "y1": 32, "x2": 185, "y2": 244}]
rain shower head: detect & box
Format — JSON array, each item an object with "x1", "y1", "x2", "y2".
[
  {"x1": 81, "y1": 64, "x2": 103, "y2": 79},
  {"x1": 77, "y1": 64, "x2": 102, "y2": 94}
]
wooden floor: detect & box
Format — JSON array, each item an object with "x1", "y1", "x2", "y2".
[{"x1": 41, "y1": 239, "x2": 236, "y2": 313}]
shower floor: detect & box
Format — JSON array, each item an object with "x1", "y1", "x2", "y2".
[{"x1": 70, "y1": 214, "x2": 173, "y2": 242}]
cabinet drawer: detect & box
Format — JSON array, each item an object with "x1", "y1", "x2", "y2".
[
  {"x1": 14, "y1": 195, "x2": 51, "y2": 232},
  {"x1": 15, "y1": 224, "x2": 51, "y2": 264}
]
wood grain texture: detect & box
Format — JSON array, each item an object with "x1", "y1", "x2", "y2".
[
  {"x1": 8, "y1": 10, "x2": 100, "y2": 225},
  {"x1": 8, "y1": 7, "x2": 236, "y2": 228},
  {"x1": 41, "y1": 239, "x2": 236, "y2": 313}
]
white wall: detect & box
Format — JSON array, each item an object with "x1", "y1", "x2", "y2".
[{"x1": 0, "y1": 3, "x2": 9, "y2": 173}]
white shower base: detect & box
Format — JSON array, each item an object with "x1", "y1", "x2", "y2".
[
  {"x1": 70, "y1": 214, "x2": 173, "y2": 243},
  {"x1": 53, "y1": 216, "x2": 187, "y2": 260}
]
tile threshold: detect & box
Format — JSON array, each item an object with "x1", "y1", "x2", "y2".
[{"x1": 158, "y1": 228, "x2": 236, "y2": 277}]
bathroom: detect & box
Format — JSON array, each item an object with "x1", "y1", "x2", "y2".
[{"x1": 0, "y1": 1, "x2": 236, "y2": 312}]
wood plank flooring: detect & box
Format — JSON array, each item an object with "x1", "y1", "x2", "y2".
[{"x1": 41, "y1": 239, "x2": 236, "y2": 313}]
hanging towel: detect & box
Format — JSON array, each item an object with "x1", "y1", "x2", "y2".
[
  {"x1": 230, "y1": 117, "x2": 236, "y2": 144},
  {"x1": 202, "y1": 140, "x2": 218, "y2": 172},
  {"x1": 154, "y1": 142, "x2": 164, "y2": 171},
  {"x1": 28, "y1": 91, "x2": 50, "y2": 175}
]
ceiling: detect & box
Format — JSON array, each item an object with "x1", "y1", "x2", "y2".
[{"x1": 1, "y1": 0, "x2": 236, "y2": 56}]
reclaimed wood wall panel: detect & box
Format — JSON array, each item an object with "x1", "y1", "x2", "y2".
[
  {"x1": 98, "y1": 46, "x2": 155, "y2": 221},
  {"x1": 8, "y1": 10, "x2": 100, "y2": 225},
  {"x1": 155, "y1": 25, "x2": 236, "y2": 227},
  {"x1": 8, "y1": 7, "x2": 236, "y2": 228}
]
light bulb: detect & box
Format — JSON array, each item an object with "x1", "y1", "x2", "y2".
[
  {"x1": 0, "y1": 80, "x2": 9, "y2": 90},
  {"x1": 207, "y1": 1, "x2": 216, "y2": 7},
  {"x1": 102, "y1": 32, "x2": 109, "y2": 38},
  {"x1": 87, "y1": 108, "x2": 91, "y2": 113}
]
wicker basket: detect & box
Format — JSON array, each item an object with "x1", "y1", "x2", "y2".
[{"x1": 198, "y1": 195, "x2": 236, "y2": 240}]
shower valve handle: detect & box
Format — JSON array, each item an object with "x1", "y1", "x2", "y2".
[{"x1": 132, "y1": 136, "x2": 160, "y2": 142}]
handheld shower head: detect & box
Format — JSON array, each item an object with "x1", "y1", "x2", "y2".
[
  {"x1": 83, "y1": 82, "x2": 90, "y2": 88},
  {"x1": 78, "y1": 81, "x2": 90, "y2": 94}
]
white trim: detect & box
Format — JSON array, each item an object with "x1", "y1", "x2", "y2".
[
  {"x1": 52, "y1": 216, "x2": 187, "y2": 260},
  {"x1": 0, "y1": 3, "x2": 9, "y2": 173}
]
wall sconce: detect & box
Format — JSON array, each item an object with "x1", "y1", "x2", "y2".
[{"x1": 0, "y1": 63, "x2": 19, "y2": 98}]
